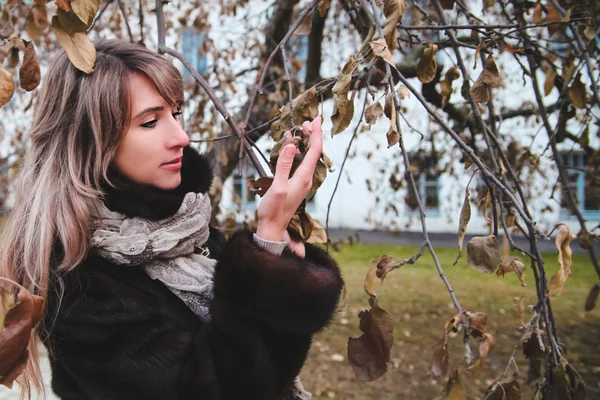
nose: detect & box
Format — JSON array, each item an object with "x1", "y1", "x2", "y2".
[{"x1": 166, "y1": 117, "x2": 190, "y2": 149}]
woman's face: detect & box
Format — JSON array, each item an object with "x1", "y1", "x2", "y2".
[{"x1": 113, "y1": 73, "x2": 189, "y2": 190}]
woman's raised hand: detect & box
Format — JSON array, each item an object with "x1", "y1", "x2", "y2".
[{"x1": 256, "y1": 116, "x2": 323, "y2": 243}]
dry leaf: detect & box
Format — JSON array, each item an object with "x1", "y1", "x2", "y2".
[
  {"x1": 431, "y1": 330, "x2": 449, "y2": 377},
  {"x1": 441, "y1": 66, "x2": 460, "y2": 106},
  {"x1": 470, "y1": 77, "x2": 490, "y2": 103},
  {"x1": 0, "y1": 65, "x2": 15, "y2": 108},
  {"x1": 532, "y1": 2, "x2": 543, "y2": 25},
  {"x1": 551, "y1": 362, "x2": 587, "y2": 400},
  {"x1": 370, "y1": 37, "x2": 396, "y2": 69},
  {"x1": 246, "y1": 176, "x2": 273, "y2": 197},
  {"x1": 568, "y1": 73, "x2": 587, "y2": 109},
  {"x1": 467, "y1": 235, "x2": 502, "y2": 273},
  {"x1": 482, "y1": 55, "x2": 501, "y2": 86},
  {"x1": 544, "y1": 66, "x2": 557, "y2": 96},
  {"x1": 19, "y1": 41, "x2": 41, "y2": 91},
  {"x1": 270, "y1": 87, "x2": 318, "y2": 141},
  {"x1": 439, "y1": 0, "x2": 456, "y2": 10},
  {"x1": 417, "y1": 44, "x2": 438, "y2": 83},
  {"x1": 513, "y1": 296, "x2": 525, "y2": 325},
  {"x1": 497, "y1": 258, "x2": 527, "y2": 287},
  {"x1": 375, "y1": 255, "x2": 396, "y2": 280},
  {"x1": 454, "y1": 188, "x2": 471, "y2": 265},
  {"x1": 470, "y1": 333, "x2": 495, "y2": 377},
  {"x1": 549, "y1": 225, "x2": 576, "y2": 296},
  {"x1": 52, "y1": 15, "x2": 96, "y2": 74},
  {"x1": 397, "y1": 85, "x2": 410, "y2": 99},
  {"x1": 546, "y1": 2, "x2": 561, "y2": 36},
  {"x1": 0, "y1": 280, "x2": 45, "y2": 389},
  {"x1": 364, "y1": 256, "x2": 381, "y2": 297},
  {"x1": 444, "y1": 369, "x2": 466, "y2": 400},
  {"x1": 317, "y1": 0, "x2": 332, "y2": 17},
  {"x1": 466, "y1": 311, "x2": 488, "y2": 337},
  {"x1": 485, "y1": 375, "x2": 521, "y2": 400},
  {"x1": 306, "y1": 215, "x2": 327, "y2": 244},
  {"x1": 71, "y1": 0, "x2": 99, "y2": 26},
  {"x1": 521, "y1": 328, "x2": 549, "y2": 360},
  {"x1": 382, "y1": 0, "x2": 406, "y2": 51},
  {"x1": 478, "y1": 189, "x2": 492, "y2": 224},
  {"x1": 55, "y1": 0, "x2": 72, "y2": 12},
  {"x1": 386, "y1": 129, "x2": 400, "y2": 148},
  {"x1": 384, "y1": 92, "x2": 400, "y2": 147},
  {"x1": 585, "y1": 284, "x2": 599, "y2": 311},
  {"x1": 331, "y1": 73, "x2": 354, "y2": 134},
  {"x1": 583, "y1": 26, "x2": 596, "y2": 41},
  {"x1": 293, "y1": 13, "x2": 312, "y2": 36},
  {"x1": 347, "y1": 297, "x2": 394, "y2": 381},
  {"x1": 365, "y1": 102, "x2": 384, "y2": 129}
]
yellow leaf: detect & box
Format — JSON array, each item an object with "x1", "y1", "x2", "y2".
[
  {"x1": 417, "y1": 44, "x2": 438, "y2": 83},
  {"x1": 52, "y1": 16, "x2": 96, "y2": 74},
  {"x1": 0, "y1": 65, "x2": 15, "y2": 108},
  {"x1": 549, "y1": 225, "x2": 576, "y2": 296},
  {"x1": 19, "y1": 41, "x2": 41, "y2": 92},
  {"x1": 453, "y1": 188, "x2": 471, "y2": 265},
  {"x1": 370, "y1": 37, "x2": 396, "y2": 69},
  {"x1": 70, "y1": 0, "x2": 99, "y2": 26},
  {"x1": 383, "y1": 0, "x2": 406, "y2": 51}
]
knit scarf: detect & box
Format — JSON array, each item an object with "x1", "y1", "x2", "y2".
[{"x1": 91, "y1": 191, "x2": 216, "y2": 322}]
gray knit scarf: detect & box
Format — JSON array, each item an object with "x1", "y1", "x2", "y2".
[
  {"x1": 90, "y1": 191, "x2": 312, "y2": 400},
  {"x1": 91, "y1": 191, "x2": 216, "y2": 322}
]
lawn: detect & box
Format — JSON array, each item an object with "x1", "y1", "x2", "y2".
[{"x1": 299, "y1": 242, "x2": 600, "y2": 399}]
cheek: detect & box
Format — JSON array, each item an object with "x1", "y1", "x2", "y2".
[{"x1": 114, "y1": 131, "x2": 156, "y2": 179}]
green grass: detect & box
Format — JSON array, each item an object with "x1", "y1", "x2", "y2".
[{"x1": 300, "y1": 243, "x2": 600, "y2": 399}]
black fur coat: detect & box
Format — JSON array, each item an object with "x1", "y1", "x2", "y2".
[{"x1": 41, "y1": 146, "x2": 343, "y2": 400}]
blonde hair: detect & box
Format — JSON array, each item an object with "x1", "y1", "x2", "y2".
[{"x1": 0, "y1": 40, "x2": 184, "y2": 399}]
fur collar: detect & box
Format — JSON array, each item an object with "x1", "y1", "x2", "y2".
[{"x1": 102, "y1": 146, "x2": 213, "y2": 220}]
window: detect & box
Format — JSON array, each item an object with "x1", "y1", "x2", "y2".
[
  {"x1": 182, "y1": 28, "x2": 207, "y2": 78},
  {"x1": 290, "y1": 35, "x2": 309, "y2": 82},
  {"x1": 560, "y1": 152, "x2": 600, "y2": 218},
  {"x1": 233, "y1": 158, "x2": 258, "y2": 210},
  {"x1": 405, "y1": 153, "x2": 440, "y2": 214}
]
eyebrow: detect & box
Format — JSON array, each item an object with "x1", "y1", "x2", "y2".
[{"x1": 134, "y1": 106, "x2": 164, "y2": 119}]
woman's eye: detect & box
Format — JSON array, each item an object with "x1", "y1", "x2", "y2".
[
  {"x1": 141, "y1": 119, "x2": 158, "y2": 128},
  {"x1": 172, "y1": 111, "x2": 182, "y2": 117}
]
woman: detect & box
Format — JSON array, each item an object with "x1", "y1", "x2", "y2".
[{"x1": 0, "y1": 40, "x2": 343, "y2": 400}]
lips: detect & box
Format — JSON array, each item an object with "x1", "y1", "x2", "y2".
[
  {"x1": 161, "y1": 156, "x2": 183, "y2": 171},
  {"x1": 162, "y1": 156, "x2": 183, "y2": 166}
]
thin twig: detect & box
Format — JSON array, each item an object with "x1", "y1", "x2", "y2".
[
  {"x1": 138, "y1": 0, "x2": 144, "y2": 44},
  {"x1": 280, "y1": 47, "x2": 295, "y2": 128},
  {"x1": 117, "y1": 0, "x2": 134, "y2": 43},
  {"x1": 88, "y1": 0, "x2": 115, "y2": 32},
  {"x1": 190, "y1": 134, "x2": 238, "y2": 143}
]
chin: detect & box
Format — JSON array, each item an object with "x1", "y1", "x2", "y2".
[{"x1": 155, "y1": 174, "x2": 182, "y2": 190}]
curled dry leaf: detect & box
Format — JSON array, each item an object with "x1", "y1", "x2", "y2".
[
  {"x1": 26, "y1": 4, "x2": 48, "y2": 45},
  {"x1": 19, "y1": 41, "x2": 41, "y2": 91},
  {"x1": 453, "y1": 187, "x2": 471, "y2": 266},
  {"x1": 317, "y1": 0, "x2": 332, "y2": 17},
  {"x1": 71, "y1": 0, "x2": 99, "y2": 27},
  {"x1": 470, "y1": 55, "x2": 500, "y2": 103},
  {"x1": 397, "y1": 85, "x2": 410, "y2": 99},
  {"x1": 521, "y1": 327, "x2": 549, "y2": 360},
  {"x1": 365, "y1": 101, "x2": 384, "y2": 130},
  {"x1": 0, "y1": 280, "x2": 45, "y2": 388},
  {"x1": 55, "y1": 0, "x2": 72, "y2": 12},
  {"x1": 584, "y1": 284, "x2": 599, "y2": 312},
  {"x1": 439, "y1": 0, "x2": 456, "y2": 10},
  {"x1": 384, "y1": 92, "x2": 400, "y2": 147},
  {"x1": 417, "y1": 44, "x2": 438, "y2": 84},
  {"x1": 568, "y1": 73, "x2": 587, "y2": 109},
  {"x1": 270, "y1": 86, "x2": 318, "y2": 141},
  {"x1": 497, "y1": 258, "x2": 527, "y2": 287},
  {"x1": 466, "y1": 311, "x2": 487, "y2": 337},
  {"x1": 375, "y1": 255, "x2": 396, "y2": 280},
  {"x1": 364, "y1": 256, "x2": 382, "y2": 297},
  {"x1": 551, "y1": 362, "x2": 587, "y2": 400},
  {"x1": 246, "y1": 176, "x2": 273, "y2": 197},
  {"x1": 485, "y1": 374, "x2": 521, "y2": 400},
  {"x1": 444, "y1": 369, "x2": 466, "y2": 400},
  {"x1": 431, "y1": 329, "x2": 449, "y2": 377},
  {"x1": 0, "y1": 65, "x2": 15, "y2": 108},
  {"x1": 532, "y1": 2, "x2": 543, "y2": 25},
  {"x1": 440, "y1": 66, "x2": 460, "y2": 107},
  {"x1": 469, "y1": 332, "x2": 495, "y2": 377},
  {"x1": 287, "y1": 210, "x2": 325, "y2": 243},
  {"x1": 331, "y1": 72, "x2": 354, "y2": 134},
  {"x1": 549, "y1": 225, "x2": 576, "y2": 296},
  {"x1": 293, "y1": 12, "x2": 312, "y2": 36},
  {"x1": 478, "y1": 189, "x2": 492, "y2": 224},
  {"x1": 513, "y1": 296, "x2": 525, "y2": 325},
  {"x1": 577, "y1": 229, "x2": 591, "y2": 250},
  {"x1": 544, "y1": 66, "x2": 557, "y2": 96},
  {"x1": 52, "y1": 15, "x2": 96, "y2": 74},
  {"x1": 467, "y1": 235, "x2": 502, "y2": 273},
  {"x1": 347, "y1": 297, "x2": 394, "y2": 381},
  {"x1": 370, "y1": 37, "x2": 396, "y2": 69},
  {"x1": 546, "y1": 2, "x2": 562, "y2": 36},
  {"x1": 382, "y1": 0, "x2": 406, "y2": 51}
]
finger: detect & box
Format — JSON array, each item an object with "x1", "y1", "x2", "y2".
[
  {"x1": 284, "y1": 130, "x2": 293, "y2": 145},
  {"x1": 273, "y1": 144, "x2": 296, "y2": 188},
  {"x1": 295, "y1": 116, "x2": 323, "y2": 176},
  {"x1": 301, "y1": 120, "x2": 311, "y2": 135}
]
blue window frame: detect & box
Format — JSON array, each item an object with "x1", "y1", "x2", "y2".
[
  {"x1": 182, "y1": 28, "x2": 207, "y2": 77},
  {"x1": 233, "y1": 157, "x2": 258, "y2": 211},
  {"x1": 560, "y1": 152, "x2": 600, "y2": 220},
  {"x1": 405, "y1": 154, "x2": 441, "y2": 216}
]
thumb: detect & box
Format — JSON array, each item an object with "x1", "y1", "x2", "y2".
[{"x1": 274, "y1": 144, "x2": 296, "y2": 187}]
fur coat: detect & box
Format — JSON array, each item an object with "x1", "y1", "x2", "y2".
[{"x1": 41, "y1": 146, "x2": 343, "y2": 400}]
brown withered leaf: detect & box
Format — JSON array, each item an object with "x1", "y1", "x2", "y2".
[
  {"x1": 55, "y1": 0, "x2": 72, "y2": 12},
  {"x1": 478, "y1": 189, "x2": 492, "y2": 224},
  {"x1": 384, "y1": 92, "x2": 400, "y2": 147},
  {"x1": 453, "y1": 188, "x2": 471, "y2": 266},
  {"x1": 370, "y1": 37, "x2": 396, "y2": 69},
  {"x1": 568, "y1": 73, "x2": 587, "y2": 109},
  {"x1": 293, "y1": 13, "x2": 312, "y2": 36},
  {"x1": 544, "y1": 66, "x2": 557, "y2": 96},
  {"x1": 549, "y1": 225, "x2": 576, "y2": 296},
  {"x1": 470, "y1": 333, "x2": 495, "y2": 377},
  {"x1": 466, "y1": 311, "x2": 487, "y2": 337},
  {"x1": 386, "y1": 128, "x2": 400, "y2": 148},
  {"x1": 56, "y1": 8, "x2": 88, "y2": 35},
  {"x1": 331, "y1": 73, "x2": 354, "y2": 134},
  {"x1": 467, "y1": 235, "x2": 502, "y2": 273},
  {"x1": 246, "y1": 176, "x2": 273, "y2": 197},
  {"x1": 0, "y1": 280, "x2": 45, "y2": 389},
  {"x1": 546, "y1": 2, "x2": 561, "y2": 36},
  {"x1": 485, "y1": 374, "x2": 521, "y2": 400},
  {"x1": 19, "y1": 41, "x2": 41, "y2": 91},
  {"x1": 431, "y1": 330, "x2": 449, "y2": 377},
  {"x1": 470, "y1": 76, "x2": 490, "y2": 103},
  {"x1": 521, "y1": 328, "x2": 549, "y2": 360},
  {"x1": 317, "y1": 0, "x2": 332, "y2": 17},
  {"x1": 382, "y1": 0, "x2": 406, "y2": 51},
  {"x1": 497, "y1": 258, "x2": 527, "y2": 287},
  {"x1": 0, "y1": 65, "x2": 15, "y2": 108},
  {"x1": 513, "y1": 296, "x2": 525, "y2": 325},
  {"x1": 71, "y1": 0, "x2": 99, "y2": 26},
  {"x1": 306, "y1": 212, "x2": 327, "y2": 244},
  {"x1": 397, "y1": 85, "x2": 410, "y2": 99},
  {"x1": 441, "y1": 66, "x2": 460, "y2": 106},
  {"x1": 585, "y1": 284, "x2": 599, "y2": 311},
  {"x1": 578, "y1": 229, "x2": 592, "y2": 250},
  {"x1": 375, "y1": 255, "x2": 396, "y2": 280},
  {"x1": 364, "y1": 256, "x2": 382, "y2": 297},
  {"x1": 551, "y1": 362, "x2": 586, "y2": 400},
  {"x1": 444, "y1": 369, "x2": 466, "y2": 400},
  {"x1": 470, "y1": 56, "x2": 500, "y2": 103},
  {"x1": 52, "y1": 16, "x2": 96, "y2": 74},
  {"x1": 417, "y1": 44, "x2": 438, "y2": 83},
  {"x1": 365, "y1": 101, "x2": 384, "y2": 130},
  {"x1": 532, "y1": 2, "x2": 543, "y2": 25},
  {"x1": 347, "y1": 297, "x2": 394, "y2": 381},
  {"x1": 310, "y1": 158, "x2": 327, "y2": 196},
  {"x1": 25, "y1": 5, "x2": 48, "y2": 45},
  {"x1": 439, "y1": 0, "x2": 456, "y2": 10},
  {"x1": 270, "y1": 87, "x2": 318, "y2": 141},
  {"x1": 583, "y1": 26, "x2": 596, "y2": 41}
]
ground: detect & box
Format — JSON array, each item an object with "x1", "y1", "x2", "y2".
[{"x1": 1, "y1": 241, "x2": 598, "y2": 399}]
